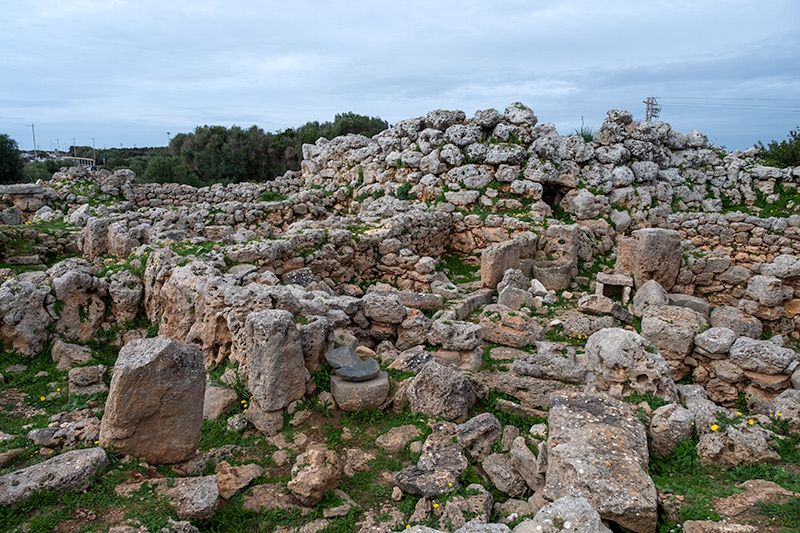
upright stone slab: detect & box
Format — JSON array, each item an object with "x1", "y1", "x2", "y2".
[
  {"x1": 543, "y1": 392, "x2": 657, "y2": 533},
  {"x1": 481, "y1": 240, "x2": 520, "y2": 289},
  {"x1": 99, "y1": 336, "x2": 205, "y2": 464},
  {"x1": 244, "y1": 310, "x2": 305, "y2": 412},
  {"x1": 631, "y1": 228, "x2": 681, "y2": 290}
]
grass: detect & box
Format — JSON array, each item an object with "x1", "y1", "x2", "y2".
[
  {"x1": 437, "y1": 253, "x2": 480, "y2": 283},
  {"x1": 651, "y1": 425, "x2": 800, "y2": 530},
  {"x1": 259, "y1": 191, "x2": 288, "y2": 202}
]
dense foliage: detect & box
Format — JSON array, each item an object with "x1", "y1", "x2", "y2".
[
  {"x1": 76, "y1": 112, "x2": 388, "y2": 187},
  {"x1": 756, "y1": 126, "x2": 800, "y2": 168},
  {"x1": 0, "y1": 134, "x2": 24, "y2": 184}
]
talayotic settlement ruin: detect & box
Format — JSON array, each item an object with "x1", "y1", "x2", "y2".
[{"x1": 0, "y1": 103, "x2": 799, "y2": 532}]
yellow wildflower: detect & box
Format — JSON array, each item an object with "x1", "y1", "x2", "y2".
[{"x1": 710, "y1": 424, "x2": 719, "y2": 431}]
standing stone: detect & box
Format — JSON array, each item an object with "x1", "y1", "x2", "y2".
[
  {"x1": 99, "y1": 337, "x2": 205, "y2": 464},
  {"x1": 630, "y1": 228, "x2": 682, "y2": 290},
  {"x1": 243, "y1": 310, "x2": 305, "y2": 412},
  {"x1": 481, "y1": 241, "x2": 520, "y2": 289}
]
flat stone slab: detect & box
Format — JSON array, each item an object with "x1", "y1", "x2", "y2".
[
  {"x1": 324, "y1": 346, "x2": 362, "y2": 369},
  {"x1": 0, "y1": 184, "x2": 45, "y2": 195},
  {"x1": 0, "y1": 448, "x2": 108, "y2": 507},
  {"x1": 395, "y1": 466, "x2": 459, "y2": 496},
  {"x1": 335, "y1": 357, "x2": 380, "y2": 382},
  {"x1": 543, "y1": 392, "x2": 657, "y2": 533}
]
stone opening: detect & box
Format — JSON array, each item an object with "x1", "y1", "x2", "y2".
[{"x1": 540, "y1": 183, "x2": 572, "y2": 208}]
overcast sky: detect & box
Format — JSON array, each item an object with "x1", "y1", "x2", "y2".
[{"x1": 3, "y1": 0, "x2": 800, "y2": 154}]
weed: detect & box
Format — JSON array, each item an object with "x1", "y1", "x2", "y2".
[
  {"x1": 624, "y1": 393, "x2": 668, "y2": 411},
  {"x1": 259, "y1": 191, "x2": 288, "y2": 202}
]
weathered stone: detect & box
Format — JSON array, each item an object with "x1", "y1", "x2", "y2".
[
  {"x1": 642, "y1": 305, "x2": 708, "y2": 363},
  {"x1": 160, "y1": 475, "x2": 220, "y2": 520},
  {"x1": 51, "y1": 339, "x2": 93, "y2": 370},
  {"x1": 696, "y1": 422, "x2": 781, "y2": 467},
  {"x1": 419, "y1": 422, "x2": 469, "y2": 476},
  {"x1": 363, "y1": 292, "x2": 407, "y2": 324},
  {"x1": 479, "y1": 304, "x2": 543, "y2": 348},
  {"x1": 376, "y1": 424, "x2": 422, "y2": 454},
  {"x1": 668, "y1": 293, "x2": 711, "y2": 316},
  {"x1": 99, "y1": 337, "x2": 205, "y2": 464},
  {"x1": 456, "y1": 413, "x2": 502, "y2": 460},
  {"x1": 745, "y1": 275, "x2": 793, "y2": 306},
  {"x1": 0, "y1": 279, "x2": 50, "y2": 357},
  {"x1": 514, "y1": 495, "x2": 612, "y2": 533},
  {"x1": 407, "y1": 362, "x2": 476, "y2": 421},
  {"x1": 216, "y1": 461, "x2": 264, "y2": 500},
  {"x1": 335, "y1": 357, "x2": 380, "y2": 381},
  {"x1": 512, "y1": 341, "x2": 588, "y2": 384},
  {"x1": 682, "y1": 521, "x2": 756, "y2": 532},
  {"x1": 0, "y1": 448, "x2": 108, "y2": 507},
  {"x1": 68, "y1": 365, "x2": 108, "y2": 396},
  {"x1": 299, "y1": 317, "x2": 334, "y2": 373},
  {"x1": 580, "y1": 328, "x2": 679, "y2": 402},
  {"x1": 287, "y1": 449, "x2": 341, "y2": 506},
  {"x1": 710, "y1": 306, "x2": 762, "y2": 339},
  {"x1": 730, "y1": 336, "x2": 798, "y2": 375},
  {"x1": 497, "y1": 286, "x2": 536, "y2": 311},
  {"x1": 244, "y1": 400, "x2": 284, "y2": 435},
  {"x1": 481, "y1": 241, "x2": 520, "y2": 289},
  {"x1": 483, "y1": 453, "x2": 528, "y2": 498},
  {"x1": 509, "y1": 437, "x2": 546, "y2": 492},
  {"x1": 330, "y1": 372, "x2": 390, "y2": 411},
  {"x1": 771, "y1": 389, "x2": 800, "y2": 431},
  {"x1": 395, "y1": 467, "x2": 459, "y2": 497},
  {"x1": 543, "y1": 393, "x2": 657, "y2": 533},
  {"x1": 324, "y1": 345, "x2": 362, "y2": 369},
  {"x1": 630, "y1": 228, "x2": 682, "y2": 290},
  {"x1": 632, "y1": 279, "x2": 668, "y2": 317},
  {"x1": 694, "y1": 327, "x2": 737, "y2": 356},
  {"x1": 648, "y1": 403, "x2": 695, "y2": 457},
  {"x1": 244, "y1": 310, "x2": 305, "y2": 411},
  {"x1": 203, "y1": 385, "x2": 240, "y2": 421},
  {"x1": 428, "y1": 319, "x2": 482, "y2": 351}
]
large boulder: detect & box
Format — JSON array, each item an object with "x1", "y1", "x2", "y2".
[
  {"x1": 0, "y1": 448, "x2": 109, "y2": 507},
  {"x1": 428, "y1": 319, "x2": 482, "y2": 351},
  {"x1": 579, "y1": 328, "x2": 679, "y2": 403},
  {"x1": 0, "y1": 279, "x2": 50, "y2": 357},
  {"x1": 479, "y1": 304, "x2": 544, "y2": 348},
  {"x1": 628, "y1": 228, "x2": 682, "y2": 290},
  {"x1": 49, "y1": 258, "x2": 107, "y2": 343},
  {"x1": 709, "y1": 306, "x2": 762, "y2": 339},
  {"x1": 641, "y1": 305, "x2": 708, "y2": 378},
  {"x1": 729, "y1": 337, "x2": 799, "y2": 375},
  {"x1": 242, "y1": 310, "x2": 306, "y2": 412},
  {"x1": 514, "y1": 495, "x2": 612, "y2": 533},
  {"x1": 407, "y1": 361, "x2": 476, "y2": 421},
  {"x1": 287, "y1": 449, "x2": 341, "y2": 506},
  {"x1": 481, "y1": 241, "x2": 520, "y2": 289},
  {"x1": 543, "y1": 393, "x2": 657, "y2": 533},
  {"x1": 99, "y1": 337, "x2": 205, "y2": 464}
]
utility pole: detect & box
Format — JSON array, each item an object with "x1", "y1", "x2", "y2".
[
  {"x1": 73, "y1": 138, "x2": 76, "y2": 157},
  {"x1": 91, "y1": 137, "x2": 97, "y2": 165},
  {"x1": 643, "y1": 97, "x2": 662, "y2": 122},
  {"x1": 56, "y1": 138, "x2": 60, "y2": 153},
  {"x1": 27, "y1": 123, "x2": 37, "y2": 159}
]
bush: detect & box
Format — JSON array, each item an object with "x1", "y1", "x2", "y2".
[
  {"x1": 0, "y1": 134, "x2": 24, "y2": 184},
  {"x1": 756, "y1": 126, "x2": 800, "y2": 168}
]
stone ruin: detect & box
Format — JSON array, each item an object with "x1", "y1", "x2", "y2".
[{"x1": 0, "y1": 103, "x2": 799, "y2": 532}]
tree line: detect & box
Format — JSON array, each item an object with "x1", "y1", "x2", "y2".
[{"x1": 2, "y1": 112, "x2": 388, "y2": 185}]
